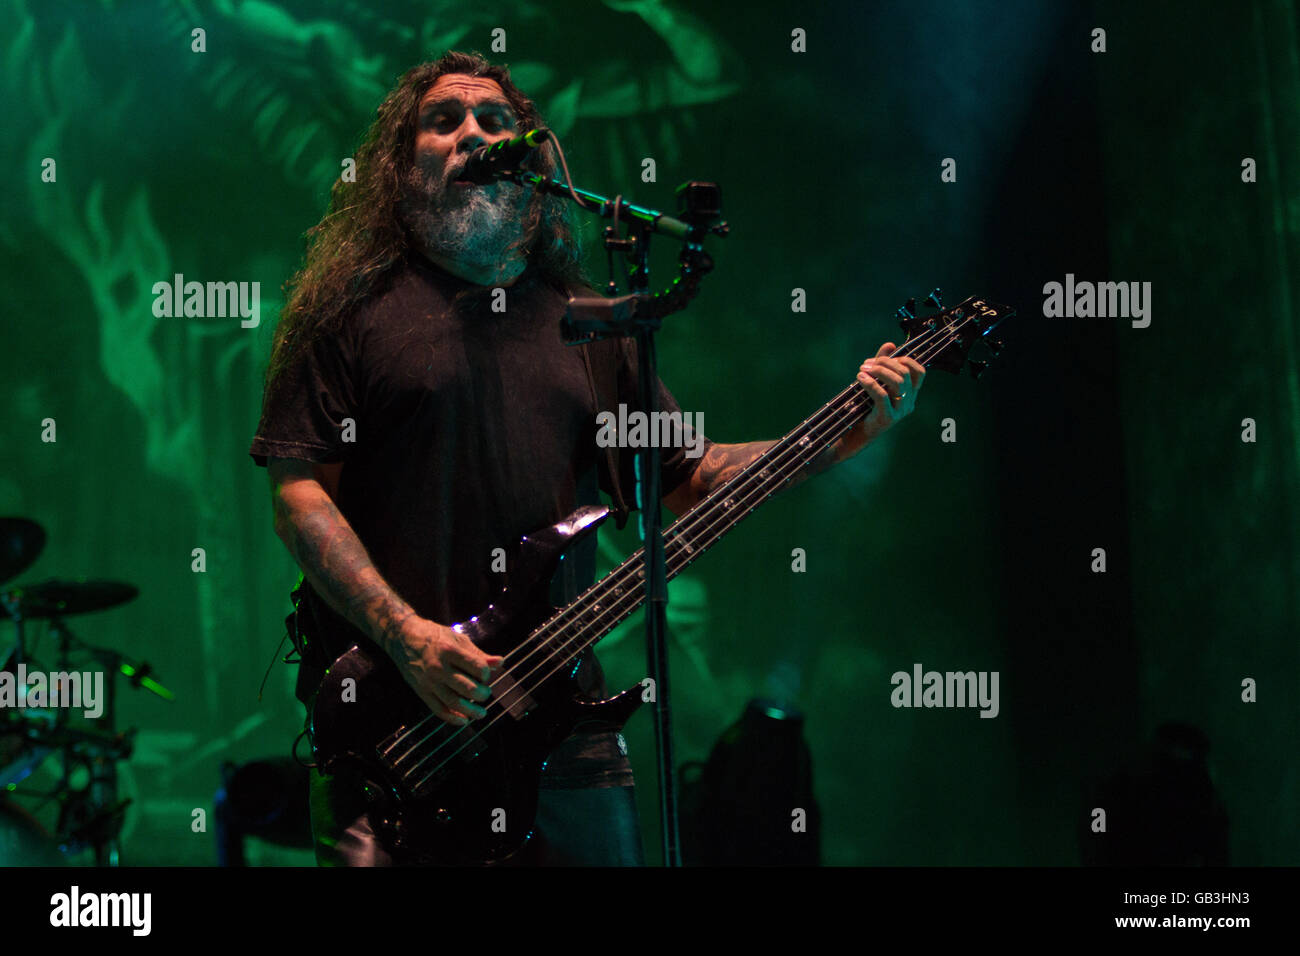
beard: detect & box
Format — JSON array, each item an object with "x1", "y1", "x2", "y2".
[{"x1": 398, "y1": 158, "x2": 529, "y2": 274}]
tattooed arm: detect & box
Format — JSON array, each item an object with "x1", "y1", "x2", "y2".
[
  {"x1": 267, "y1": 458, "x2": 501, "y2": 726},
  {"x1": 662, "y1": 440, "x2": 838, "y2": 516},
  {"x1": 268, "y1": 458, "x2": 410, "y2": 644},
  {"x1": 662, "y1": 343, "x2": 928, "y2": 516}
]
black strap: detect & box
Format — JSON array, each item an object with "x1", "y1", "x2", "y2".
[{"x1": 580, "y1": 342, "x2": 632, "y2": 530}]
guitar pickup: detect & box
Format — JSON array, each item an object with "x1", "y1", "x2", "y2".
[{"x1": 491, "y1": 670, "x2": 537, "y2": 720}]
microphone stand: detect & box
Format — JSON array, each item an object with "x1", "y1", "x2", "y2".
[{"x1": 499, "y1": 164, "x2": 727, "y2": 866}]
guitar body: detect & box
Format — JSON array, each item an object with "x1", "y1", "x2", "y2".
[{"x1": 307, "y1": 505, "x2": 644, "y2": 865}]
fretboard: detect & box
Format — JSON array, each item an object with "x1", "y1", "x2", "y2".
[{"x1": 529, "y1": 376, "x2": 878, "y2": 660}]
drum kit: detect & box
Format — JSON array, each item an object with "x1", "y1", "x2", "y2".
[{"x1": 0, "y1": 517, "x2": 172, "y2": 866}]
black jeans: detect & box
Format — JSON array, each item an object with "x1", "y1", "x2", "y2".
[{"x1": 309, "y1": 731, "x2": 644, "y2": 866}]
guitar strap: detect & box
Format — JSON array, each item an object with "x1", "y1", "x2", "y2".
[{"x1": 580, "y1": 340, "x2": 633, "y2": 531}]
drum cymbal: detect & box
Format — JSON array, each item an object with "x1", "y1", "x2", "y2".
[
  {"x1": 3, "y1": 579, "x2": 139, "y2": 619},
  {"x1": 0, "y1": 519, "x2": 45, "y2": 585}
]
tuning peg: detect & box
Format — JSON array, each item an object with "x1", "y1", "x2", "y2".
[
  {"x1": 969, "y1": 360, "x2": 987, "y2": 380},
  {"x1": 895, "y1": 297, "x2": 916, "y2": 323},
  {"x1": 924, "y1": 288, "x2": 943, "y2": 309},
  {"x1": 987, "y1": 338, "x2": 1005, "y2": 356}
]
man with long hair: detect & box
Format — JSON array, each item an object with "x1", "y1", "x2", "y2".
[{"x1": 250, "y1": 51, "x2": 924, "y2": 866}]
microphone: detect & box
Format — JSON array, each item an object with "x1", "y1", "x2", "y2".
[{"x1": 460, "y1": 128, "x2": 550, "y2": 185}]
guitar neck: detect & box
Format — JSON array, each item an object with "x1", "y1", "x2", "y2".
[
  {"x1": 654, "y1": 379, "x2": 874, "y2": 581},
  {"x1": 532, "y1": 376, "x2": 878, "y2": 657},
  {"x1": 521, "y1": 291, "x2": 1014, "y2": 669}
]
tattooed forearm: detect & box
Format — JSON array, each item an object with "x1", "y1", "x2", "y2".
[
  {"x1": 271, "y1": 477, "x2": 414, "y2": 654},
  {"x1": 693, "y1": 441, "x2": 776, "y2": 491},
  {"x1": 677, "y1": 439, "x2": 838, "y2": 510}
]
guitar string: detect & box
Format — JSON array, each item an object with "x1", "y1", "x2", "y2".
[
  {"x1": 381, "y1": 367, "x2": 879, "y2": 777},
  {"x1": 386, "y1": 321, "x2": 960, "y2": 781},
  {"x1": 387, "y1": 321, "x2": 955, "y2": 781},
  {"x1": 398, "y1": 375, "x2": 876, "y2": 784},
  {"x1": 386, "y1": 322, "x2": 956, "y2": 781},
  {"x1": 491, "y1": 319, "x2": 949, "y2": 670},
  {"x1": 390, "y1": 387, "x2": 867, "y2": 784}
]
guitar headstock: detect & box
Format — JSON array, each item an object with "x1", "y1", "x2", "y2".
[{"x1": 896, "y1": 289, "x2": 1014, "y2": 379}]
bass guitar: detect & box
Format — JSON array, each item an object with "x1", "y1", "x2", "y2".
[{"x1": 307, "y1": 292, "x2": 1013, "y2": 863}]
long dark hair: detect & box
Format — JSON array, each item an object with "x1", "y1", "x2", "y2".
[{"x1": 266, "y1": 51, "x2": 588, "y2": 387}]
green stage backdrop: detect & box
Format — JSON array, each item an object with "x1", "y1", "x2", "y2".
[{"x1": 1, "y1": 0, "x2": 1296, "y2": 866}]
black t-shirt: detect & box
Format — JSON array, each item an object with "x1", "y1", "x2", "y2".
[{"x1": 250, "y1": 253, "x2": 707, "y2": 786}]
